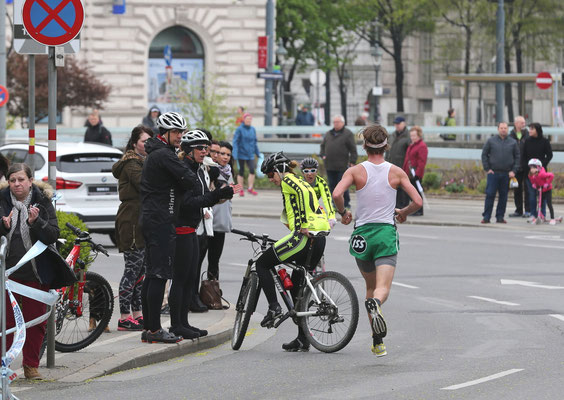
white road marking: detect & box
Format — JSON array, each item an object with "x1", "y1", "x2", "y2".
[
  {"x1": 399, "y1": 233, "x2": 439, "y2": 240},
  {"x1": 501, "y1": 279, "x2": 564, "y2": 290},
  {"x1": 441, "y1": 368, "x2": 524, "y2": 390},
  {"x1": 524, "y1": 243, "x2": 564, "y2": 250},
  {"x1": 467, "y1": 296, "x2": 519, "y2": 306},
  {"x1": 227, "y1": 262, "x2": 248, "y2": 267},
  {"x1": 392, "y1": 281, "x2": 419, "y2": 289},
  {"x1": 331, "y1": 236, "x2": 350, "y2": 241},
  {"x1": 549, "y1": 314, "x2": 564, "y2": 322},
  {"x1": 524, "y1": 235, "x2": 563, "y2": 241}
]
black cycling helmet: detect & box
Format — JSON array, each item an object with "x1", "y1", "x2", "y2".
[
  {"x1": 156, "y1": 112, "x2": 187, "y2": 133},
  {"x1": 300, "y1": 157, "x2": 318, "y2": 170},
  {"x1": 261, "y1": 152, "x2": 291, "y2": 174}
]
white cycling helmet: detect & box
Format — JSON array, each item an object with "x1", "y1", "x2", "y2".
[
  {"x1": 181, "y1": 129, "x2": 211, "y2": 147},
  {"x1": 528, "y1": 158, "x2": 542, "y2": 167},
  {"x1": 156, "y1": 112, "x2": 187, "y2": 131}
]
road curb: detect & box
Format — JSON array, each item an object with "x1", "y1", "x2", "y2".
[{"x1": 58, "y1": 309, "x2": 235, "y2": 383}]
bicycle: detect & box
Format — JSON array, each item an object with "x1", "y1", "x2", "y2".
[
  {"x1": 230, "y1": 228, "x2": 359, "y2": 353},
  {"x1": 41, "y1": 223, "x2": 114, "y2": 355}
]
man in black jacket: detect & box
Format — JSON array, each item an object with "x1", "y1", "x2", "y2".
[
  {"x1": 508, "y1": 116, "x2": 529, "y2": 217},
  {"x1": 480, "y1": 122, "x2": 520, "y2": 224},
  {"x1": 320, "y1": 115, "x2": 357, "y2": 209},
  {"x1": 386, "y1": 116, "x2": 410, "y2": 208},
  {"x1": 139, "y1": 111, "x2": 197, "y2": 344},
  {"x1": 521, "y1": 122, "x2": 553, "y2": 220}
]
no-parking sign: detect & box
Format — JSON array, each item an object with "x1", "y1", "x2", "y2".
[
  {"x1": 22, "y1": 0, "x2": 84, "y2": 47},
  {"x1": 0, "y1": 86, "x2": 9, "y2": 108}
]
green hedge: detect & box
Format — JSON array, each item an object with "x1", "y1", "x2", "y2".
[{"x1": 56, "y1": 211, "x2": 93, "y2": 269}]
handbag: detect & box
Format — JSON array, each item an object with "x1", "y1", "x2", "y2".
[{"x1": 199, "y1": 272, "x2": 230, "y2": 310}]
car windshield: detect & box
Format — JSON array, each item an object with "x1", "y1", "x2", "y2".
[{"x1": 57, "y1": 153, "x2": 121, "y2": 173}]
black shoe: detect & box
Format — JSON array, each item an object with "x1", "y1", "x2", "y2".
[
  {"x1": 160, "y1": 304, "x2": 170, "y2": 315},
  {"x1": 186, "y1": 324, "x2": 208, "y2": 337},
  {"x1": 509, "y1": 212, "x2": 522, "y2": 217},
  {"x1": 282, "y1": 337, "x2": 310, "y2": 352},
  {"x1": 261, "y1": 304, "x2": 283, "y2": 328},
  {"x1": 146, "y1": 329, "x2": 183, "y2": 344},
  {"x1": 190, "y1": 297, "x2": 208, "y2": 313},
  {"x1": 169, "y1": 326, "x2": 200, "y2": 340}
]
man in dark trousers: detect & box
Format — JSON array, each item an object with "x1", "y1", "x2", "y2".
[
  {"x1": 480, "y1": 122, "x2": 520, "y2": 224},
  {"x1": 508, "y1": 116, "x2": 529, "y2": 217},
  {"x1": 320, "y1": 114, "x2": 357, "y2": 209},
  {"x1": 386, "y1": 116, "x2": 410, "y2": 208}
]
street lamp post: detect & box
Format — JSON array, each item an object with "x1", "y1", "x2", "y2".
[
  {"x1": 370, "y1": 44, "x2": 383, "y2": 124},
  {"x1": 276, "y1": 39, "x2": 288, "y2": 126}
]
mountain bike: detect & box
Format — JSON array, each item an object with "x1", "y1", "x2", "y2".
[
  {"x1": 230, "y1": 228, "x2": 359, "y2": 353},
  {"x1": 41, "y1": 223, "x2": 114, "y2": 355}
]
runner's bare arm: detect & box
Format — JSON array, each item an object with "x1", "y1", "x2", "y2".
[
  {"x1": 394, "y1": 167, "x2": 422, "y2": 223},
  {"x1": 332, "y1": 168, "x2": 355, "y2": 224}
]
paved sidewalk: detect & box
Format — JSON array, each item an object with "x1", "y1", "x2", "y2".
[{"x1": 9, "y1": 192, "x2": 563, "y2": 386}]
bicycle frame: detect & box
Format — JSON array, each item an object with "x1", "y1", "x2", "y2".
[{"x1": 57, "y1": 240, "x2": 87, "y2": 317}]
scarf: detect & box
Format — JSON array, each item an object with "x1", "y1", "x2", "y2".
[
  {"x1": 7, "y1": 189, "x2": 36, "y2": 270},
  {"x1": 218, "y1": 164, "x2": 232, "y2": 182}
]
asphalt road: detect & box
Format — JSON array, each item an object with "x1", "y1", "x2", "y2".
[{"x1": 18, "y1": 216, "x2": 564, "y2": 400}]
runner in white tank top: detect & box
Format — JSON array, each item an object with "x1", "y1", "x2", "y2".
[{"x1": 332, "y1": 125, "x2": 422, "y2": 357}]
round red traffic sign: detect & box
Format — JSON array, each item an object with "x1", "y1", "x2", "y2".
[
  {"x1": 536, "y1": 71, "x2": 553, "y2": 90},
  {"x1": 22, "y1": 0, "x2": 84, "y2": 47},
  {"x1": 0, "y1": 85, "x2": 9, "y2": 108}
]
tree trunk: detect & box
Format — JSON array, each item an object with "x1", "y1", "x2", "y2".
[
  {"x1": 393, "y1": 38, "x2": 404, "y2": 112},
  {"x1": 338, "y1": 75, "x2": 347, "y2": 123},
  {"x1": 464, "y1": 26, "x2": 472, "y2": 74},
  {"x1": 514, "y1": 33, "x2": 524, "y2": 116},
  {"x1": 505, "y1": 52, "x2": 514, "y2": 123}
]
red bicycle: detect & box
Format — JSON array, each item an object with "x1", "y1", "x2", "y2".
[{"x1": 42, "y1": 223, "x2": 114, "y2": 354}]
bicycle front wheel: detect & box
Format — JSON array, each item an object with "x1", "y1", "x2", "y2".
[
  {"x1": 231, "y1": 272, "x2": 259, "y2": 350},
  {"x1": 298, "y1": 271, "x2": 359, "y2": 353},
  {"x1": 55, "y1": 271, "x2": 114, "y2": 352}
]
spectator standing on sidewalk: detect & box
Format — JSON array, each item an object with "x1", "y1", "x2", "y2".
[
  {"x1": 112, "y1": 125, "x2": 153, "y2": 332},
  {"x1": 320, "y1": 114, "x2": 357, "y2": 209},
  {"x1": 233, "y1": 113, "x2": 260, "y2": 196},
  {"x1": 139, "y1": 112, "x2": 197, "y2": 344},
  {"x1": 508, "y1": 116, "x2": 529, "y2": 217},
  {"x1": 521, "y1": 122, "x2": 553, "y2": 220},
  {"x1": 295, "y1": 104, "x2": 315, "y2": 126},
  {"x1": 142, "y1": 105, "x2": 161, "y2": 135},
  {"x1": 402, "y1": 126, "x2": 428, "y2": 216},
  {"x1": 386, "y1": 116, "x2": 410, "y2": 208},
  {"x1": 480, "y1": 122, "x2": 520, "y2": 224},
  {"x1": 84, "y1": 110, "x2": 113, "y2": 145}
]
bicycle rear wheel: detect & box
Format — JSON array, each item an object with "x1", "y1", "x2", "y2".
[
  {"x1": 298, "y1": 271, "x2": 358, "y2": 353},
  {"x1": 54, "y1": 271, "x2": 114, "y2": 352},
  {"x1": 231, "y1": 272, "x2": 259, "y2": 350}
]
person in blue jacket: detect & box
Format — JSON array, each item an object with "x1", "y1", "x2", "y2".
[{"x1": 232, "y1": 113, "x2": 260, "y2": 196}]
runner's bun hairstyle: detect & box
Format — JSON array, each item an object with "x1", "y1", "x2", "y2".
[{"x1": 359, "y1": 124, "x2": 389, "y2": 155}]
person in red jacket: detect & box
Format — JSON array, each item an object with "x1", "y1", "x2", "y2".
[
  {"x1": 527, "y1": 158, "x2": 556, "y2": 225},
  {"x1": 402, "y1": 126, "x2": 428, "y2": 216}
]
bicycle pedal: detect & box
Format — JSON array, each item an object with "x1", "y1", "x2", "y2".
[{"x1": 273, "y1": 313, "x2": 290, "y2": 329}]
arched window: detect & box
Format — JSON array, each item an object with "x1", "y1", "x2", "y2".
[{"x1": 147, "y1": 26, "x2": 204, "y2": 112}]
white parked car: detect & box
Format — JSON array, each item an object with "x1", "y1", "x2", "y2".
[{"x1": 0, "y1": 142, "x2": 123, "y2": 241}]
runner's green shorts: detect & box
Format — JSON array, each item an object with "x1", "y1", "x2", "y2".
[{"x1": 349, "y1": 223, "x2": 399, "y2": 261}]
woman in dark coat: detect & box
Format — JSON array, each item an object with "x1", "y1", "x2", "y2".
[
  {"x1": 112, "y1": 125, "x2": 153, "y2": 331},
  {"x1": 1, "y1": 163, "x2": 74, "y2": 380},
  {"x1": 402, "y1": 126, "x2": 428, "y2": 216}
]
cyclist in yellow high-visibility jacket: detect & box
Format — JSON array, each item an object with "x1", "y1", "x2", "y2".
[
  {"x1": 256, "y1": 152, "x2": 330, "y2": 351},
  {"x1": 299, "y1": 157, "x2": 337, "y2": 229}
]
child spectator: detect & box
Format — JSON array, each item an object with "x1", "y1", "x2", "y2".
[{"x1": 528, "y1": 158, "x2": 556, "y2": 225}]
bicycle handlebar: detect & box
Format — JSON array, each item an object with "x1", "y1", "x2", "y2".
[
  {"x1": 65, "y1": 222, "x2": 109, "y2": 257},
  {"x1": 231, "y1": 228, "x2": 276, "y2": 244}
]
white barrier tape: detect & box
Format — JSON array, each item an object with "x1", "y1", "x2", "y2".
[
  {"x1": 5, "y1": 241, "x2": 48, "y2": 277},
  {"x1": 0, "y1": 366, "x2": 20, "y2": 400},
  {"x1": 2, "y1": 288, "x2": 26, "y2": 370}
]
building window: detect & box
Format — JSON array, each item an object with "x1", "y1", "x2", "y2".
[
  {"x1": 418, "y1": 99, "x2": 433, "y2": 113},
  {"x1": 419, "y1": 33, "x2": 433, "y2": 86},
  {"x1": 147, "y1": 25, "x2": 205, "y2": 113}
]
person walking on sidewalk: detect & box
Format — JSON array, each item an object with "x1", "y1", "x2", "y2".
[
  {"x1": 233, "y1": 113, "x2": 260, "y2": 196},
  {"x1": 140, "y1": 112, "x2": 197, "y2": 344},
  {"x1": 320, "y1": 115, "x2": 357, "y2": 209},
  {"x1": 112, "y1": 125, "x2": 153, "y2": 332},
  {"x1": 332, "y1": 124, "x2": 422, "y2": 357},
  {"x1": 386, "y1": 116, "x2": 411, "y2": 208},
  {"x1": 508, "y1": 116, "x2": 529, "y2": 217},
  {"x1": 402, "y1": 126, "x2": 428, "y2": 216},
  {"x1": 480, "y1": 122, "x2": 520, "y2": 224}
]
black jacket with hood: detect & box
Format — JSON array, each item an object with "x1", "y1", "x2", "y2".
[
  {"x1": 521, "y1": 131, "x2": 553, "y2": 170},
  {"x1": 140, "y1": 136, "x2": 197, "y2": 230}
]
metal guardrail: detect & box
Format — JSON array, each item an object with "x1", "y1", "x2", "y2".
[{"x1": 5, "y1": 126, "x2": 564, "y2": 163}]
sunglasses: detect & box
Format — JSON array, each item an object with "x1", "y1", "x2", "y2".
[
  {"x1": 302, "y1": 168, "x2": 317, "y2": 174},
  {"x1": 267, "y1": 172, "x2": 275, "y2": 179},
  {"x1": 193, "y1": 145, "x2": 208, "y2": 151},
  {"x1": 209, "y1": 149, "x2": 219, "y2": 154},
  {"x1": 219, "y1": 152, "x2": 231, "y2": 157}
]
